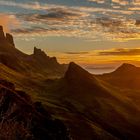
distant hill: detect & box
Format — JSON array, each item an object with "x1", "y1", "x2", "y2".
[{"x1": 98, "y1": 63, "x2": 140, "y2": 89}]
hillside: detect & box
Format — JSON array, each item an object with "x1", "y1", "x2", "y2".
[
  {"x1": 98, "y1": 63, "x2": 140, "y2": 89},
  {"x1": 43, "y1": 62, "x2": 140, "y2": 140}
]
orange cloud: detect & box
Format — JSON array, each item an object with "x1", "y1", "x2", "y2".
[{"x1": 0, "y1": 14, "x2": 20, "y2": 33}]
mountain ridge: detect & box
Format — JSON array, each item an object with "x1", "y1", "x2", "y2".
[{"x1": 0, "y1": 25, "x2": 67, "y2": 77}]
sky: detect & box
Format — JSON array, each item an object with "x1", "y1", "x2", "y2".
[{"x1": 0, "y1": 0, "x2": 140, "y2": 72}]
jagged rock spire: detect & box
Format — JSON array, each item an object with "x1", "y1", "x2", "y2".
[
  {"x1": 0, "y1": 25, "x2": 15, "y2": 47},
  {"x1": 0, "y1": 26, "x2": 5, "y2": 41},
  {"x1": 33, "y1": 47, "x2": 47, "y2": 57},
  {"x1": 6, "y1": 33, "x2": 15, "y2": 47}
]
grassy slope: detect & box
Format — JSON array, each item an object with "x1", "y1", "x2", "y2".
[
  {"x1": 0, "y1": 63, "x2": 118, "y2": 140},
  {"x1": 37, "y1": 63, "x2": 140, "y2": 140},
  {"x1": 97, "y1": 63, "x2": 140, "y2": 110},
  {"x1": 1, "y1": 62, "x2": 140, "y2": 140}
]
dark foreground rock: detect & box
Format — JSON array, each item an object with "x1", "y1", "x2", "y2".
[{"x1": 0, "y1": 79, "x2": 70, "y2": 140}]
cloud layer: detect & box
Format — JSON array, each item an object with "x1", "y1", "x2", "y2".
[
  {"x1": 0, "y1": 0, "x2": 140, "y2": 42},
  {"x1": 0, "y1": 14, "x2": 20, "y2": 32}
]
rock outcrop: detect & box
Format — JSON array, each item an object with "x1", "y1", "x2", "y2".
[
  {"x1": 0, "y1": 26, "x2": 15, "y2": 47},
  {"x1": 0, "y1": 25, "x2": 67, "y2": 76},
  {"x1": 0, "y1": 79, "x2": 70, "y2": 140},
  {"x1": 0, "y1": 26, "x2": 5, "y2": 41},
  {"x1": 32, "y1": 47, "x2": 63, "y2": 70},
  {"x1": 6, "y1": 33, "x2": 15, "y2": 47},
  {"x1": 33, "y1": 47, "x2": 47, "y2": 58}
]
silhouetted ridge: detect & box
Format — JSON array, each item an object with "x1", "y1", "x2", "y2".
[{"x1": 0, "y1": 25, "x2": 67, "y2": 76}]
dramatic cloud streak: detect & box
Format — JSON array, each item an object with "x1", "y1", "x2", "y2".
[{"x1": 98, "y1": 48, "x2": 140, "y2": 56}]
